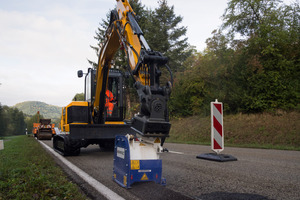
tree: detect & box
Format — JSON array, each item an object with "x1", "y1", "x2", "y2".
[
  {"x1": 145, "y1": 0, "x2": 192, "y2": 72},
  {"x1": 7, "y1": 107, "x2": 26, "y2": 135},
  {"x1": 168, "y1": 0, "x2": 299, "y2": 117},
  {"x1": 88, "y1": 12, "x2": 110, "y2": 69},
  {"x1": 14, "y1": 109, "x2": 26, "y2": 135},
  {"x1": 25, "y1": 112, "x2": 44, "y2": 134},
  {"x1": 222, "y1": 0, "x2": 282, "y2": 36},
  {"x1": 88, "y1": 0, "x2": 193, "y2": 117},
  {"x1": 89, "y1": 0, "x2": 192, "y2": 72},
  {"x1": 88, "y1": 0, "x2": 147, "y2": 70},
  {"x1": 0, "y1": 106, "x2": 26, "y2": 136},
  {"x1": 169, "y1": 70, "x2": 206, "y2": 117},
  {"x1": 170, "y1": 29, "x2": 242, "y2": 116},
  {"x1": 221, "y1": 0, "x2": 299, "y2": 112},
  {"x1": 0, "y1": 103, "x2": 6, "y2": 137},
  {"x1": 72, "y1": 93, "x2": 84, "y2": 101}
]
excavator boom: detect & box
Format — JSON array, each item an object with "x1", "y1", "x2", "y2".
[{"x1": 93, "y1": 0, "x2": 172, "y2": 137}]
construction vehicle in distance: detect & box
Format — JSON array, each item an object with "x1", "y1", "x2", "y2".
[
  {"x1": 37, "y1": 119, "x2": 54, "y2": 140},
  {"x1": 53, "y1": 0, "x2": 173, "y2": 187},
  {"x1": 33, "y1": 118, "x2": 56, "y2": 140}
]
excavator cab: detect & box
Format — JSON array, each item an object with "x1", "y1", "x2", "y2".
[
  {"x1": 54, "y1": 68, "x2": 131, "y2": 156},
  {"x1": 105, "y1": 70, "x2": 124, "y2": 121},
  {"x1": 79, "y1": 68, "x2": 125, "y2": 122}
]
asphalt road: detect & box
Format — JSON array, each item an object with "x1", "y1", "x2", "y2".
[{"x1": 41, "y1": 140, "x2": 300, "y2": 200}]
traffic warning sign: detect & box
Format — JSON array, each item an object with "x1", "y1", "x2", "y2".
[
  {"x1": 211, "y1": 99, "x2": 224, "y2": 153},
  {"x1": 196, "y1": 99, "x2": 237, "y2": 162},
  {"x1": 141, "y1": 173, "x2": 149, "y2": 180}
]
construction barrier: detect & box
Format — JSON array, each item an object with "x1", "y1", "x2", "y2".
[
  {"x1": 196, "y1": 99, "x2": 237, "y2": 162},
  {"x1": 211, "y1": 99, "x2": 224, "y2": 153}
]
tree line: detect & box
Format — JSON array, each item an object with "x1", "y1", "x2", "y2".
[
  {"x1": 0, "y1": 103, "x2": 51, "y2": 136},
  {"x1": 170, "y1": 0, "x2": 299, "y2": 116},
  {"x1": 0, "y1": 104, "x2": 26, "y2": 137},
  {"x1": 86, "y1": 0, "x2": 300, "y2": 117}
]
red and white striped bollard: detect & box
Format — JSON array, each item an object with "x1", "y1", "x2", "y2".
[{"x1": 211, "y1": 99, "x2": 224, "y2": 154}]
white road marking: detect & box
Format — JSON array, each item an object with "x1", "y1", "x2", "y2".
[
  {"x1": 38, "y1": 141, "x2": 125, "y2": 200},
  {"x1": 168, "y1": 150, "x2": 184, "y2": 155}
]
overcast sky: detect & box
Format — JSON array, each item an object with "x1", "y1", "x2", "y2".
[{"x1": 0, "y1": 0, "x2": 293, "y2": 107}]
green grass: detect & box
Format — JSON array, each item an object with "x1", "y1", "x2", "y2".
[
  {"x1": 0, "y1": 135, "x2": 88, "y2": 200},
  {"x1": 167, "y1": 111, "x2": 300, "y2": 151}
]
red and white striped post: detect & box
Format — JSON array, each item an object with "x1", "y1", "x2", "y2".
[
  {"x1": 211, "y1": 99, "x2": 224, "y2": 154},
  {"x1": 197, "y1": 99, "x2": 237, "y2": 161}
]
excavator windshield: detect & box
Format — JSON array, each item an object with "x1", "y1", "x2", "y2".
[
  {"x1": 81, "y1": 68, "x2": 124, "y2": 122},
  {"x1": 105, "y1": 70, "x2": 124, "y2": 121}
]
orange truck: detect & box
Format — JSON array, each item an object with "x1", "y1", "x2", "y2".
[{"x1": 33, "y1": 119, "x2": 56, "y2": 140}]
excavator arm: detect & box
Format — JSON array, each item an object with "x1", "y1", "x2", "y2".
[{"x1": 93, "y1": 0, "x2": 172, "y2": 137}]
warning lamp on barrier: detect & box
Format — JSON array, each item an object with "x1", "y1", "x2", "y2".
[{"x1": 197, "y1": 99, "x2": 237, "y2": 162}]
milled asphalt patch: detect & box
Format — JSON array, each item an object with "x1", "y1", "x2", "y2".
[{"x1": 38, "y1": 140, "x2": 125, "y2": 200}]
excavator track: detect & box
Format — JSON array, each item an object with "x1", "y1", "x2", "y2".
[{"x1": 53, "y1": 135, "x2": 80, "y2": 156}]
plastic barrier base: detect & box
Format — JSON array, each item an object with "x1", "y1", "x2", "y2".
[{"x1": 196, "y1": 153, "x2": 237, "y2": 162}]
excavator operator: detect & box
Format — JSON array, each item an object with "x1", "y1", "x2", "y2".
[{"x1": 105, "y1": 89, "x2": 114, "y2": 117}]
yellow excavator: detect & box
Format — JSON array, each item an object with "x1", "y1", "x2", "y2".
[{"x1": 53, "y1": 0, "x2": 173, "y2": 187}]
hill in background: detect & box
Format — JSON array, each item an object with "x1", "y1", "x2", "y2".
[{"x1": 14, "y1": 101, "x2": 61, "y2": 119}]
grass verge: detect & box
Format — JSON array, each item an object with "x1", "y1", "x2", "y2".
[
  {"x1": 0, "y1": 135, "x2": 88, "y2": 200},
  {"x1": 168, "y1": 111, "x2": 300, "y2": 151}
]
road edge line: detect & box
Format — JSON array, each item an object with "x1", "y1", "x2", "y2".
[
  {"x1": 38, "y1": 140, "x2": 125, "y2": 200},
  {"x1": 168, "y1": 150, "x2": 184, "y2": 155}
]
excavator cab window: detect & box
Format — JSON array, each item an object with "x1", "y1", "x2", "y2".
[
  {"x1": 105, "y1": 70, "x2": 124, "y2": 121},
  {"x1": 82, "y1": 68, "x2": 124, "y2": 122}
]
